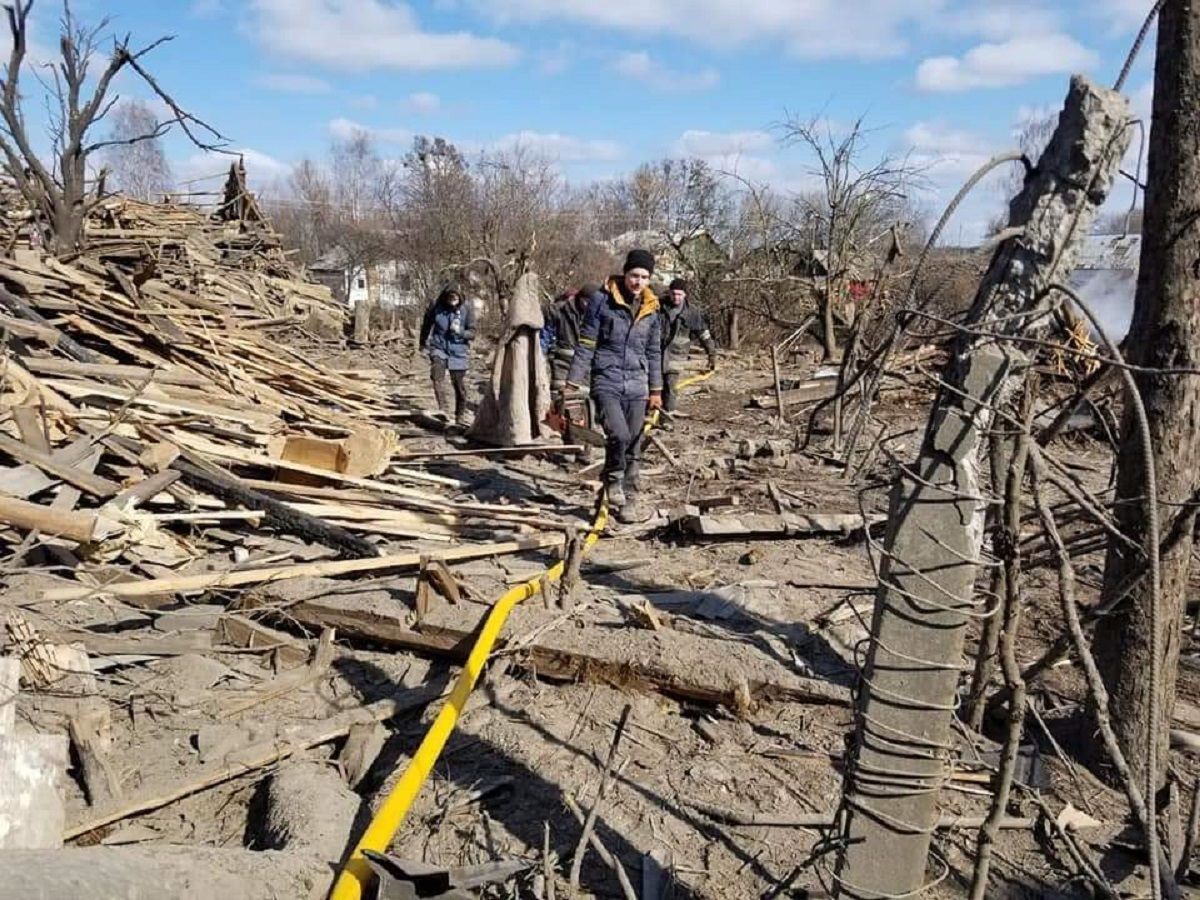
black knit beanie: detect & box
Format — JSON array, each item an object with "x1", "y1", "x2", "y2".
[
  {"x1": 623, "y1": 248, "x2": 655, "y2": 274},
  {"x1": 668, "y1": 278, "x2": 688, "y2": 293}
]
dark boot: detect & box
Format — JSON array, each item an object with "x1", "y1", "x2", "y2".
[
  {"x1": 605, "y1": 478, "x2": 626, "y2": 509},
  {"x1": 616, "y1": 495, "x2": 649, "y2": 524}
]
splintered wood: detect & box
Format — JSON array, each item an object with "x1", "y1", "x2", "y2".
[{"x1": 0, "y1": 185, "x2": 570, "y2": 601}]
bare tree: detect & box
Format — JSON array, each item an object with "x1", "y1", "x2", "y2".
[
  {"x1": 987, "y1": 112, "x2": 1058, "y2": 235},
  {"x1": 782, "y1": 115, "x2": 923, "y2": 359},
  {"x1": 266, "y1": 159, "x2": 335, "y2": 265},
  {"x1": 394, "y1": 135, "x2": 476, "y2": 302},
  {"x1": 99, "y1": 99, "x2": 172, "y2": 201},
  {"x1": 472, "y1": 143, "x2": 561, "y2": 306},
  {"x1": 0, "y1": 1, "x2": 227, "y2": 252},
  {"x1": 1093, "y1": 0, "x2": 1200, "y2": 803}
]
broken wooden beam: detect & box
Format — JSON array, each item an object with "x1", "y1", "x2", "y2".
[
  {"x1": 258, "y1": 590, "x2": 850, "y2": 709},
  {"x1": 676, "y1": 511, "x2": 884, "y2": 539},
  {"x1": 0, "y1": 433, "x2": 118, "y2": 498},
  {"x1": 39, "y1": 534, "x2": 565, "y2": 602},
  {"x1": 0, "y1": 495, "x2": 107, "y2": 544}
]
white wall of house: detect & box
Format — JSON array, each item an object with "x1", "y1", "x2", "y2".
[{"x1": 344, "y1": 260, "x2": 420, "y2": 309}]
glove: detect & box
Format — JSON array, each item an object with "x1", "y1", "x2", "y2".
[{"x1": 647, "y1": 392, "x2": 663, "y2": 411}]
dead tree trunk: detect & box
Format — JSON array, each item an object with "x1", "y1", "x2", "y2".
[
  {"x1": 1092, "y1": 0, "x2": 1200, "y2": 796},
  {"x1": 833, "y1": 76, "x2": 1129, "y2": 898}
]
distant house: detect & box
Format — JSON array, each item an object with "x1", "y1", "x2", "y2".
[
  {"x1": 601, "y1": 228, "x2": 726, "y2": 287},
  {"x1": 1068, "y1": 233, "x2": 1140, "y2": 338},
  {"x1": 309, "y1": 249, "x2": 421, "y2": 309}
]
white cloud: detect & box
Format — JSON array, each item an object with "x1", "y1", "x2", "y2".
[
  {"x1": 487, "y1": 130, "x2": 623, "y2": 163},
  {"x1": 673, "y1": 129, "x2": 774, "y2": 158},
  {"x1": 478, "y1": 0, "x2": 945, "y2": 60},
  {"x1": 351, "y1": 94, "x2": 379, "y2": 109},
  {"x1": 257, "y1": 72, "x2": 333, "y2": 94},
  {"x1": 247, "y1": 0, "x2": 519, "y2": 71},
  {"x1": 329, "y1": 117, "x2": 413, "y2": 145},
  {"x1": 936, "y1": 1, "x2": 1061, "y2": 40},
  {"x1": 904, "y1": 120, "x2": 997, "y2": 177},
  {"x1": 404, "y1": 91, "x2": 441, "y2": 114},
  {"x1": 916, "y1": 34, "x2": 1098, "y2": 92},
  {"x1": 613, "y1": 52, "x2": 719, "y2": 91},
  {"x1": 178, "y1": 148, "x2": 292, "y2": 189}
]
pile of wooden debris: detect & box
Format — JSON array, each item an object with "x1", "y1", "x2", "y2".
[{"x1": 0, "y1": 190, "x2": 592, "y2": 894}]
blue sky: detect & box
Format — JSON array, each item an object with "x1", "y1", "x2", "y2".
[{"x1": 31, "y1": 0, "x2": 1160, "y2": 241}]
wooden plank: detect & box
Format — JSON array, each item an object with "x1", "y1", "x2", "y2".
[
  {"x1": 42, "y1": 379, "x2": 277, "y2": 431},
  {"x1": 40, "y1": 534, "x2": 564, "y2": 601},
  {"x1": 47, "y1": 631, "x2": 213, "y2": 657},
  {"x1": 0, "y1": 432, "x2": 118, "y2": 498},
  {"x1": 11, "y1": 407, "x2": 49, "y2": 454},
  {"x1": 169, "y1": 430, "x2": 461, "y2": 493},
  {"x1": 22, "y1": 357, "x2": 210, "y2": 387},
  {"x1": 393, "y1": 444, "x2": 583, "y2": 461},
  {"x1": 0, "y1": 495, "x2": 100, "y2": 543},
  {"x1": 105, "y1": 264, "x2": 190, "y2": 344},
  {"x1": 0, "y1": 314, "x2": 62, "y2": 345},
  {"x1": 217, "y1": 615, "x2": 310, "y2": 667},
  {"x1": 112, "y1": 470, "x2": 181, "y2": 508}
]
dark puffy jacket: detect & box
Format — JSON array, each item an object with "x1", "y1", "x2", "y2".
[
  {"x1": 419, "y1": 289, "x2": 476, "y2": 371},
  {"x1": 661, "y1": 301, "x2": 717, "y2": 373},
  {"x1": 568, "y1": 277, "x2": 662, "y2": 399},
  {"x1": 540, "y1": 292, "x2": 592, "y2": 381}
]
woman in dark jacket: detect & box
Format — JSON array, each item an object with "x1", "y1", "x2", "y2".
[
  {"x1": 566, "y1": 249, "x2": 662, "y2": 523},
  {"x1": 419, "y1": 285, "x2": 476, "y2": 425}
]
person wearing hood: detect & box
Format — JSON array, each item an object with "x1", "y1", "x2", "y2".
[
  {"x1": 541, "y1": 283, "x2": 602, "y2": 392},
  {"x1": 659, "y1": 278, "x2": 718, "y2": 413},
  {"x1": 566, "y1": 249, "x2": 663, "y2": 523},
  {"x1": 419, "y1": 285, "x2": 476, "y2": 426}
]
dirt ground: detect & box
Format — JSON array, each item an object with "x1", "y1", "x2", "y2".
[{"x1": 10, "y1": 335, "x2": 1200, "y2": 899}]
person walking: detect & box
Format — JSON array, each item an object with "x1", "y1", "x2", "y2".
[
  {"x1": 419, "y1": 285, "x2": 476, "y2": 426},
  {"x1": 541, "y1": 283, "x2": 602, "y2": 392},
  {"x1": 659, "y1": 278, "x2": 717, "y2": 413},
  {"x1": 566, "y1": 250, "x2": 662, "y2": 523}
]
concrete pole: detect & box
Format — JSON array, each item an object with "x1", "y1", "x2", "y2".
[{"x1": 833, "y1": 76, "x2": 1130, "y2": 898}]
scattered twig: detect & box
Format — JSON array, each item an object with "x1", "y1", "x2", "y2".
[
  {"x1": 569, "y1": 703, "x2": 631, "y2": 893},
  {"x1": 564, "y1": 795, "x2": 637, "y2": 900}
]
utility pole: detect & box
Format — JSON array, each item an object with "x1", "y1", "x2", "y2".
[
  {"x1": 1094, "y1": 0, "x2": 1200, "y2": 798},
  {"x1": 833, "y1": 76, "x2": 1130, "y2": 898}
]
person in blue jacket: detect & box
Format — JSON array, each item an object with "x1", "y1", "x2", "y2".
[
  {"x1": 566, "y1": 249, "x2": 662, "y2": 523},
  {"x1": 419, "y1": 285, "x2": 476, "y2": 426}
]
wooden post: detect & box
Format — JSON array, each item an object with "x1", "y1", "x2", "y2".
[
  {"x1": 557, "y1": 533, "x2": 583, "y2": 610},
  {"x1": 771, "y1": 344, "x2": 786, "y2": 425},
  {"x1": 834, "y1": 77, "x2": 1129, "y2": 897}
]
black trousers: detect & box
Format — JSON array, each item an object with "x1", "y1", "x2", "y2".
[
  {"x1": 430, "y1": 359, "x2": 467, "y2": 417},
  {"x1": 594, "y1": 392, "x2": 646, "y2": 492}
]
